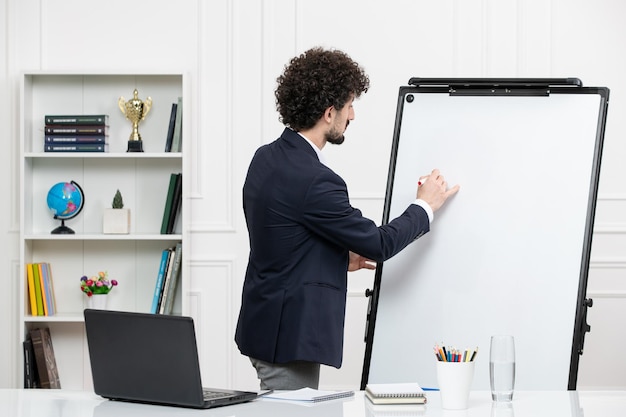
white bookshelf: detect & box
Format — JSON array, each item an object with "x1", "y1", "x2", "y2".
[{"x1": 18, "y1": 72, "x2": 189, "y2": 389}]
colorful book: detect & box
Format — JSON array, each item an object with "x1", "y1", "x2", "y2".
[
  {"x1": 44, "y1": 114, "x2": 109, "y2": 125},
  {"x1": 150, "y1": 249, "x2": 171, "y2": 314},
  {"x1": 26, "y1": 263, "x2": 38, "y2": 316},
  {"x1": 36, "y1": 263, "x2": 49, "y2": 316},
  {"x1": 161, "y1": 242, "x2": 183, "y2": 315},
  {"x1": 45, "y1": 135, "x2": 107, "y2": 144},
  {"x1": 31, "y1": 264, "x2": 44, "y2": 316},
  {"x1": 164, "y1": 102, "x2": 178, "y2": 152},
  {"x1": 37, "y1": 263, "x2": 52, "y2": 316},
  {"x1": 29, "y1": 328, "x2": 61, "y2": 389},
  {"x1": 45, "y1": 125, "x2": 108, "y2": 135},
  {"x1": 160, "y1": 173, "x2": 179, "y2": 234},
  {"x1": 40, "y1": 263, "x2": 55, "y2": 316},
  {"x1": 171, "y1": 97, "x2": 183, "y2": 152},
  {"x1": 44, "y1": 143, "x2": 108, "y2": 152},
  {"x1": 158, "y1": 248, "x2": 176, "y2": 314},
  {"x1": 46, "y1": 263, "x2": 58, "y2": 315}
]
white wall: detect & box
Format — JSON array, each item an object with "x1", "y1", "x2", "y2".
[{"x1": 1, "y1": 0, "x2": 625, "y2": 390}]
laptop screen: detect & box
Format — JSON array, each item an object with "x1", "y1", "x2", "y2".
[{"x1": 84, "y1": 309, "x2": 209, "y2": 407}]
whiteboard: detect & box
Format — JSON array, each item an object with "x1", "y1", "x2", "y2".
[{"x1": 363, "y1": 80, "x2": 608, "y2": 391}]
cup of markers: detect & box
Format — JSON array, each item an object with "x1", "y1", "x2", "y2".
[
  {"x1": 435, "y1": 345, "x2": 478, "y2": 363},
  {"x1": 434, "y1": 344, "x2": 478, "y2": 410}
]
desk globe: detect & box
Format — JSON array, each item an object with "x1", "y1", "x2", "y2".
[{"x1": 46, "y1": 181, "x2": 84, "y2": 234}]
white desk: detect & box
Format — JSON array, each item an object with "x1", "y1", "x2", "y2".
[{"x1": 2, "y1": 389, "x2": 626, "y2": 417}]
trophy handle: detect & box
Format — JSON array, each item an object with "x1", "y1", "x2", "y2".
[
  {"x1": 118, "y1": 97, "x2": 127, "y2": 116},
  {"x1": 142, "y1": 97, "x2": 153, "y2": 119}
]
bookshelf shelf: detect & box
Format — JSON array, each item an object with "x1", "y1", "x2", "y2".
[
  {"x1": 25, "y1": 233, "x2": 183, "y2": 241},
  {"x1": 25, "y1": 152, "x2": 182, "y2": 159},
  {"x1": 24, "y1": 313, "x2": 85, "y2": 323},
  {"x1": 18, "y1": 72, "x2": 188, "y2": 390}
]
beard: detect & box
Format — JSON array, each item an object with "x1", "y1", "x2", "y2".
[{"x1": 326, "y1": 120, "x2": 349, "y2": 145}]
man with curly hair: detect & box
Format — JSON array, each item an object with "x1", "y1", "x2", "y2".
[{"x1": 235, "y1": 47, "x2": 459, "y2": 390}]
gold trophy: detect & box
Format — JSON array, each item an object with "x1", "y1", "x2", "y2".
[{"x1": 118, "y1": 89, "x2": 152, "y2": 152}]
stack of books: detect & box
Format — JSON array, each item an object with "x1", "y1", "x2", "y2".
[
  {"x1": 44, "y1": 114, "x2": 109, "y2": 152},
  {"x1": 23, "y1": 327, "x2": 61, "y2": 388},
  {"x1": 150, "y1": 242, "x2": 183, "y2": 315},
  {"x1": 25, "y1": 262, "x2": 56, "y2": 316}
]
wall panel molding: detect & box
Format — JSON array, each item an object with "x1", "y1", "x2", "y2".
[
  {"x1": 588, "y1": 291, "x2": 626, "y2": 299},
  {"x1": 190, "y1": 0, "x2": 235, "y2": 232},
  {"x1": 188, "y1": 258, "x2": 235, "y2": 386},
  {"x1": 597, "y1": 194, "x2": 626, "y2": 201},
  {"x1": 8, "y1": 260, "x2": 19, "y2": 387},
  {"x1": 590, "y1": 258, "x2": 626, "y2": 269},
  {"x1": 594, "y1": 224, "x2": 626, "y2": 234}
]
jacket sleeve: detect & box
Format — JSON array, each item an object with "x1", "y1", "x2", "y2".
[{"x1": 301, "y1": 168, "x2": 430, "y2": 262}]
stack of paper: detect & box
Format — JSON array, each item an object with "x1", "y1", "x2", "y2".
[
  {"x1": 264, "y1": 387, "x2": 354, "y2": 403},
  {"x1": 365, "y1": 383, "x2": 427, "y2": 404}
]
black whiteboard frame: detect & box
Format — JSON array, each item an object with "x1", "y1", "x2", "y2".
[{"x1": 360, "y1": 78, "x2": 609, "y2": 390}]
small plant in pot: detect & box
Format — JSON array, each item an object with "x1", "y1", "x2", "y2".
[
  {"x1": 112, "y1": 189, "x2": 124, "y2": 209},
  {"x1": 103, "y1": 189, "x2": 130, "y2": 234}
]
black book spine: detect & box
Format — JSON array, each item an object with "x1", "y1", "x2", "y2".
[
  {"x1": 166, "y1": 173, "x2": 182, "y2": 234},
  {"x1": 23, "y1": 336, "x2": 40, "y2": 388},
  {"x1": 164, "y1": 103, "x2": 178, "y2": 152}
]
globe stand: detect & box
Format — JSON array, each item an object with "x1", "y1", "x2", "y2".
[{"x1": 51, "y1": 218, "x2": 75, "y2": 234}]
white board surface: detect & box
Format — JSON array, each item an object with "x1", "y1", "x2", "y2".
[{"x1": 367, "y1": 89, "x2": 604, "y2": 390}]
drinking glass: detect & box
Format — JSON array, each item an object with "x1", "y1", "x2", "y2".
[{"x1": 489, "y1": 335, "x2": 515, "y2": 401}]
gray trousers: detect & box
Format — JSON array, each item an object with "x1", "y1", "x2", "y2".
[{"x1": 250, "y1": 357, "x2": 320, "y2": 390}]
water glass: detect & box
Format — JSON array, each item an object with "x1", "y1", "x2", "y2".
[
  {"x1": 491, "y1": 401, "x2": 515, "y2": 417},
  {"x1": 489, "y1": 335, "x2": 515, "y2": 401}
]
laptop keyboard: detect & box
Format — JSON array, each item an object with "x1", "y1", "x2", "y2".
[{"x1": 203, "y1": 389, "x2": 230, "y2": 400}]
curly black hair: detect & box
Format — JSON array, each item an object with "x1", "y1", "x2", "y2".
[{"x1": 275, "y1": 47, "x2": 370, "y2": 131}]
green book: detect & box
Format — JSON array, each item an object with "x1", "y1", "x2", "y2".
[
  {"x1": 160, "y1": 174, "x2": 178, "y2": 234},
  {"x1": 166, "y1": 174, "x2": 182, "y2": 234}
]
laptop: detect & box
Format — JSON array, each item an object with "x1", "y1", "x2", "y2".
[{"x1": 84, "y1": 309, "x2": 259, "y2": 409}]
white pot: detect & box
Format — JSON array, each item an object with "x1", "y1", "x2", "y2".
[
  {"x1": 87, "y1": 294, "x2": 108, "y2": 310},
  {"x1": 103, "y1": 208, "x2": 130, "y2": 234}
]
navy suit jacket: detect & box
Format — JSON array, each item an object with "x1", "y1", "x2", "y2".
[{"x1": 235, "y1": 128, "x2": 430, "y2": 368}]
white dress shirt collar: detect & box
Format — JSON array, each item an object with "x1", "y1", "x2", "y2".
[{"x1": 296, "y1": 131, "x2": 328, "y2": 166}]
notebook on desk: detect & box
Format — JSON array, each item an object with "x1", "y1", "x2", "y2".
[{"x1": 84, "y1": 309, "x2": 258, "y2": 409}]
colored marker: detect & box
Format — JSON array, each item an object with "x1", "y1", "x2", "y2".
[{"x1": 435, "y1": 344, "x2": 479, "y2": 362}]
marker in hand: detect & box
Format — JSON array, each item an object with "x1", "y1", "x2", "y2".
[{"x1": 418, "y1": 177, "x2": 428, "y2": 186}]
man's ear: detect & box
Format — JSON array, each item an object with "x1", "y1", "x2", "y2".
[{"x1": 323, "y1": 106, "x2": 334, "y2": 123}]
